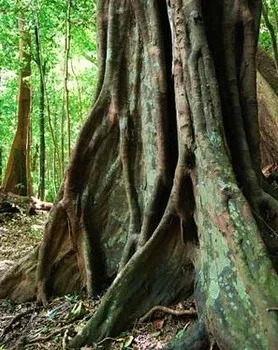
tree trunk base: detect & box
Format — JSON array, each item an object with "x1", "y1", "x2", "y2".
[{"x1": 165, "y1": 321, "x2": 210, "y2": 350}]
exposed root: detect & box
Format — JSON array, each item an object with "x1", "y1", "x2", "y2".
[
  {"x1": 165, "y1": 320, "x2": 210, "y2": 350},
  {"x1": 139, "y1": 305, "x2": 197, "y2": 323}
]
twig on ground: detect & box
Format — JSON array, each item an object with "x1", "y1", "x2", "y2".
[
  {"x1": 96, "y1": 336, "x2": 123, "y2": 346},
  {"x1": 27, "y1": 324, "x2": 70, "y2": 344},
  {"x1": 39, "y1": 344, "x2": 49, "y2": 350},
  {"x1": 0, "y1": 315, "x2": 14, "y2": 320},
  {"x1": 266, "y1": 307, "x2": 278, "y2": 311},
  {"x1": 139, "y1": 305, "x2": 197, "y2": 323},
  {"x1": 0, "y1": 308, "x2": 37, "y2": 340},
  {"x1": 62, "y1": 329, "x2": 69, "y2": 350}
]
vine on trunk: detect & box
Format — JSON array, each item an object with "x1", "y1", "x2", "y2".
[{"x1": 1, "y1": 0, "x2": 278, "y2": 349}]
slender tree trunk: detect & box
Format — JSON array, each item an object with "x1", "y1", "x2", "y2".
[
  {"x1": 2, "y1": 10, "x2": 31, "y2": 196},
  {"x1": 1, "y1": 1, "x2": 278, "y2": 349},
  {"x1": 65, "y1": 0, "x2": 72, "y2": 159},
  {"x1": 70, "y1": 60, "x2": 83, "y2": 121},
  {"x1": 0, "y1": 145, "x2": 2, "y2": 184},
  {"x1": 34, "y1": 24, "x2": 46, "y2": 200},
  {"x1": 44, "y1": 79, "x2": 63, "y2": 186},
  {"x1": 61, "y1": 0, "x2": 72, "y2": 172}
]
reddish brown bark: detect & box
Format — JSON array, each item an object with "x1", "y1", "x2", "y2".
[
  {"x1": 1, "y1": 1, "x2": 278, "y2": 349},
  {"x1": 2, "y1": 12, "x2": 31, "y2": 196}
]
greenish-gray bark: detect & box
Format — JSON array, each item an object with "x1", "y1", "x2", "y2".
[{"x1": 1, "y1": 0, "x2": 278, "y2": 349}]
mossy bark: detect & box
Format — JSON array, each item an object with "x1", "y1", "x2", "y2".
[{"x1": 1, "y1": 0, "x2": 278, "y2": 349}]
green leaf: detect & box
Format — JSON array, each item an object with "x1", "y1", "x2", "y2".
[
  {"x1": 175, "y1": 328, "x2": 185, "y2": 339},
  {"x1": 123, "y1": 335, "x2": 134, "y2": 348},
  {"x1": 152, "y1": 331, "x2": 161, "y2": 337}
]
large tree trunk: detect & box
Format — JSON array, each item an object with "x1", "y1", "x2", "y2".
[
  {"x1": 1, "y1": 0, "x2": 278, "y2": 349},
  {"x1": 2, "y1": 10, "x2": 31, "y2": 196}
]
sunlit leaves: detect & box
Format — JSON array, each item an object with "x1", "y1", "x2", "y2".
[
  {"x1": 0, "y1": 0, "x2": 97, "y2": 200},
  {"x1": 259, "y1": 0, "x2": 278, "y2": 58}
]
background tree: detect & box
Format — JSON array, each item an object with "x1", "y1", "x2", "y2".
[
  {"x1": 61, "y1": 0, "x2": 72, "y2": 174},
  {"x1": 0, "y1": 1, "x2": 23, "y2": 192},
  {"x1": 0, "y1": 144, "x2": 2, "y2": 183},
  {"x1": 261, "y1": 0, "x2": 278, "y2": 72},
  {"x1": 0, "y1": 0, "x2": 98, "y2": 200},
  {"x1": 34, "y1": 16, "x2": 46, "y2": 200},
  {"x1": 2, "y1": 4, "x2": 32, "y2": 196}
]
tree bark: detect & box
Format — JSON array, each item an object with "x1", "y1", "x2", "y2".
[
  {"x1": 65, "y1": 0, "x2": 72, "y2": 159},
  {"x1": 1, "y1": 1, "x2": 278, "y2": 349},
  {"x1": 257, "y1": 49, "x2": 278, "y2": 167},
  {"x1": 2, "y1": 10, "x2": 31, "y2": 196},
  {"x1": 61, "y1": 0, "x2": 72, "y2": 173},
  {"x1": 0, "y1": 145, "x2": 2, "y2": 184},
  {"x1": 34, "y1": 23, "x2": 46, "y2": 200}
]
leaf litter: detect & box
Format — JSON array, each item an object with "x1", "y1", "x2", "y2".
[{"x1": 0, "y1": 200, "x2": 196, "y2": 349}]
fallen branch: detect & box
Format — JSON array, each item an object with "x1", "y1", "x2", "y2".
[
  {"x1": 266, "y1": 307, "x2": 278, "y2": 311},
  {"x1": 97, "y1": 336, "x2": 125, "y2": 346},
  {"x1": 0, "y1": 191, "x2": 53, "y2": 214},
  {"x1": 139, "y1": 305, "x2": 197, "y2": 323},
  {"x1": 30, "y1": 196, "x2": 53, "y2": 211},
  {"x1": 62, "y1": 329, "x2": 69, "y2": 350}
]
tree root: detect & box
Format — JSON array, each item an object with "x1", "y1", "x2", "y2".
[
  {"x1": 139, "y1": 305, "x2": 197, "y2": 323},
  {"x1": 62, "y1": 329, "x2": 69, "y2": 350},
  {"x1": 165, "y1": 320, "x2": 210, "y2": 350}
]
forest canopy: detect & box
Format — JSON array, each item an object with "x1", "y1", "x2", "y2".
[
  {"x1": 0, "y1": 0, "x2": 277, "y2": 200},
  {"x1": 0, "y1": 0, "x2": 98, "y2": 200}
]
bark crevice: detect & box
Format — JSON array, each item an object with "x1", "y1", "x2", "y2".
[{"x1": 1, "y1": 0, "x2": 278, "y2": 349}]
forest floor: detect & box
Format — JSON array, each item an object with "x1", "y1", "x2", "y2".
[{"x1": 0, "y1": 195, "x2": 196, "y2": 350}]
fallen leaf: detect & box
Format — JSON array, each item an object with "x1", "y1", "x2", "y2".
[
  {"x1": 124, "y1": 335, "x2": 134, "y2": 347},
  {"x1": 175, "y1": 328, "x2": 185, "y2": 339},
  {"x1": 152, "y1": 331, "x2": 161, "y2": 337},
  {"x1": 176, "y1": 302, "x2": 184, "y2": 310}
]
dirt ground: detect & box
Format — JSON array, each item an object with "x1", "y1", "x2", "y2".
[{"x1": 0, "y1": 197, "x2": 196, "y2": 350}]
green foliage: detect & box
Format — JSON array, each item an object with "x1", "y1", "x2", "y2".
[
  {"x1": 259, "y1": 0, "x2": 278, "y2": 56},
  {"x1": 1, "y1": 0, "x2": 274, "y2": 201},
  {"x1": 0, "y1": 0, "x2": 97, "y2": 200}
]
